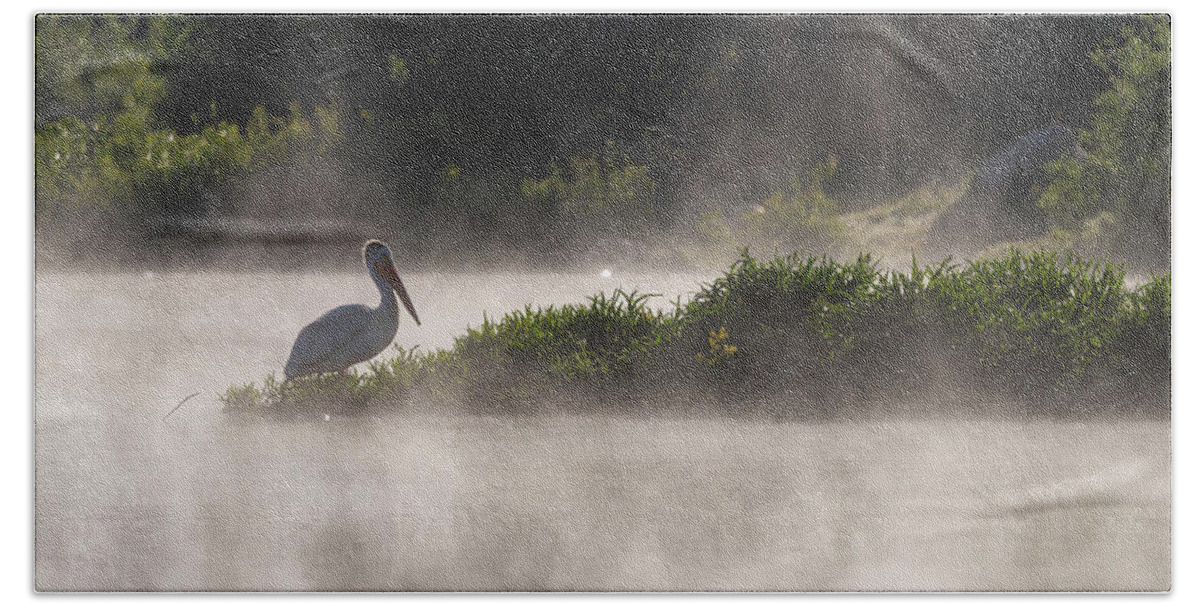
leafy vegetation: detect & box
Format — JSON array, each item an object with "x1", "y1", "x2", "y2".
[
  {"x1": 36, "y1": 103, "x2": 336, "y2": 209},
  {"x1": 521, "y1": 141, "x2": 658, "y2": 237},
  {"x1": 1037, "y1": 15, "x2": 1170, "y2": 267},
  {"x1": 36, "y1": 15, "x2": 1166, "y2": 271},
  {"x1": 690, "y1": 157, "x2": 850, "y2": 262},
  {"x1": 35, "y1": 16, "x2": 347, "y2": 231},
  {"x1": 738, "y1": 157, "x2": 847, "y2": 255},
  {"x1": 35, "y1": 16, "x2": 675, "y2": 263},
  {"x1": 222, "y1": 249, "x2": 1169, "y2": 418},
  {"x1": 841, "y1": 176, "x2": 969, "y2": 267}
]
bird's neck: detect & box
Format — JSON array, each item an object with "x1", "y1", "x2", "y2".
[{"x1": 372, "y1": 273, "x2": 398, "y2": 314}]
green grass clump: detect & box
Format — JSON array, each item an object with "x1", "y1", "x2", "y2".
[
  {"x1": 454, "y1": 289, "x2": 677, "y2": 381},
  {"x1": 219, "y1": 344, "x2": 458, "y2": 417},
  {"x1": 222, "y1": 249, "x2": 1170, "y2": 417}
]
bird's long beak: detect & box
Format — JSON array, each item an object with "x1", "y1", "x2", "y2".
[{"x1": 376, "y1": 261, "x2": 421, "y2": 326}]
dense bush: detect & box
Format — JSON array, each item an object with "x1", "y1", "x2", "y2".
[
  {"x1": 222, "y1": 249, "x2": 1170, "y2": 417},
  {"x1": 36, "y1": 104, "x2": 332, "y2": 213},
  {"x1": 455, "y1": 290, "x2": 676, "y2": 380},
  {"x1": 1037, "y1": 15, "x2": 1170, "y2": 267},
  {"x1": 35, "y1": 16, "x2": 348, "y2": 231}
]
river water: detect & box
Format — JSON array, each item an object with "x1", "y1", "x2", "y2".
[{"x1": 34, "y1": 270, "x2": 1170, "y2": 591}]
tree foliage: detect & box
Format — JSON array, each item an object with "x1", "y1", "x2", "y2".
[
  {"x1": 521, "y1": 141, "x2": 658, "y2": 237},
  {"x1": 35, "y1": 16, "x2": 344, "y2": 223},
  {"x1": 1038, "y1": 16, "x2": 1170, "y2": 266},
  {"x1": 740, "y1": 156, "x2": 846, "y2": 255},
  {"x1": 33, "y1": 14, "x2": 1165, "y2": 268}
]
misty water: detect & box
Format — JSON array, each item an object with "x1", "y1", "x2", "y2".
[{"x1": 35, "y1": 271, "x2": 1169, "y2": 591}]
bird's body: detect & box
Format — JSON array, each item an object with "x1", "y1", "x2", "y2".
[{"x1": 284, "y1": 240, "x2": 420, "y2": 380}]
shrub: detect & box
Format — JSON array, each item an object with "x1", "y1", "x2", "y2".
[
  {"x1": 739, "y1": 156, "x2": 847, "y2": 255},
  {"x1": 454, "y1": 289, "x2": 676, "y2": 381},
  {"x1": 35, "y1": 16, "x2": 348, "y2": 224},
  {"x1": 521, "y1": 141, "x2": 658, "y2": 238},
  {"x1": 223, "y1": 250, "x2": 1169, "y2": 416},
  {"x1": 1037, "y1": 16, "x2": 1170, "y2": 267}
]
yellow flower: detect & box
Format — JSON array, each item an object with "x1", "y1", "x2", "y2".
[{"x1": 699, "y1": 327, "x2": 737, "y2": 367}]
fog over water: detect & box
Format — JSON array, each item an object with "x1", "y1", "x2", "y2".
[
  {"x1": 34, "y1": 271, "x2": 1170, "y2": 591},
  {"x1": 31, "y1": 12, "x2": 1172, "y2": 592}
]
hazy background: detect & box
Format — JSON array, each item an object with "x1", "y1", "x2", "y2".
[{"x1": 35, "y1": 14, "x2": 1170, "y2": 271}]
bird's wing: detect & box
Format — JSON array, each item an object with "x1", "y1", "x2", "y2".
[{"x1": 285, "y1": 304, "x2": 373, "y2": 376}]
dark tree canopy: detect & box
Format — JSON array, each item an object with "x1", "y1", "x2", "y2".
[{"x1": 35, "y1": 14, "x2": 1154, "y2": 269}]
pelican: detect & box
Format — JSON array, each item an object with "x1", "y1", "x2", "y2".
[{"x1": 284, "y1": 240, "x2": 421, "y2": 380}]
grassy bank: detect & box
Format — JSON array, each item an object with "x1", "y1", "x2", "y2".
[{"x1": 221, "y1": 249, "x2": 1170, "y2": 418}]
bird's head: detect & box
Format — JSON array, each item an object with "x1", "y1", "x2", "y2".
[{"x1": 363, "y1": 240, "x2": 421, "y2": 326}]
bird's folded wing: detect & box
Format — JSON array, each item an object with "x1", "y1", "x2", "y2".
[{"x1": 286, "y1": 304, "x2": 372, "y2": 373}]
